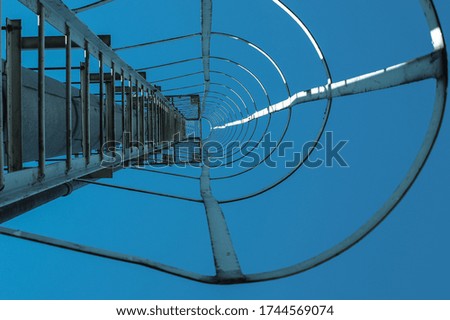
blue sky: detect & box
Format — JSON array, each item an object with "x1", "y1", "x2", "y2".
[{"x1": 0, "y1": 0, "x2": 449, "y2": 299}]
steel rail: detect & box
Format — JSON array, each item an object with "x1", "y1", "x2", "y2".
[
  {"x1": 0, "y1": 226, "x2": 218, "y2": 284},
  {"x1": 114, "y1": 33, "x2": 201, "y2": 52},
  {"x1": 72, "y1": 0, "x2": 114, "y2": 13},
  {"x1": 129, "y1": 167, "x2": 200, "y2": 180},
  {"x1": 75, "y1": 179, "x2": 203, "y2": 203},
  {"x1": 201, "y1": 0, "x2": 212, "y2": 113}
]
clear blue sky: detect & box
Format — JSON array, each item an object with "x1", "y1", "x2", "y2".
[{"x1": 0, "y1": 0, "x2": 449, "y2": 299}]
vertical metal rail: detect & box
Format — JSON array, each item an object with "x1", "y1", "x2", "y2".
[
  {"x1": 159, "y1": 100, "x2": 163, "y2": 144},
  {"x1": 165, "y1": 108, "x2": 168, "y2": 142},
  {"x1": 171, "y1": 109, "x2": 175, "y2": 140},
  {"x1": 156, "y1": 99, "x2": 160, "y2": 145},
  {"x1": 155, "y1": 98, "x2": 158, "y2": 146},
  {"x1": 201, "y1": 0, "x2": 212, "y2": 112},
  {"x1": 65, "y1": 24, "x2": 72, "y2": 172},
  {"x1": 146, "y1": 90, "x2": 151, "y2": 146},
  {"x1": 170, "y1": 109, "x2": 173, "y2": 141},
  {"x1": 135, "y1": 81, "x2": 140, "y2": 147},
  {"x1": 140, "y1": 86, "x2": 145, "y2": 147},
  {"x1": 159, "y1": 101, "x2": 165, "y2": 144},
  {"x1": 137, "y1": 86, "x2": 142, "y2": 147},
  {"x1": 161, "y1": 100, "x2": 164, "y2": 144},
  {"x1": 166, "y1": 108, "x2": 169, "y2": 142},
  {"x1": 151, "y1": 92, "x2": 156, "y2": 160},
  {"x1": 37, "y1": 3, "x2": 46, "y2": 179},
  {"x1": 125, "y1": 77, "x2": 132, "y2": 167},
  {"x1": 6, "y1": 19, "x2": 23, "y2": 172},
  {"x1": 148, "y1": 90, "x2": 154, "y2": 148},
  {"x1": 99, "y1": 53, "x2": 105, "y2": 157},
  {"x1": 142, "y1": 89, "x2": 146, "y2": 148},
  {"x1": 162, "y1": 107, "x2": 166, "y2": 142},
  {"x1": 172, "y1": 113, "x2": 177, "y2": 159},
  {"x1": 107, "y1": 63, "x2": 115, "y2": 149},
  {"x1": 155, "y1": 94, "x2": 158, "y2": 146},
  {"x1": 128, "y1": 78, "x2": 133, "y2": 147},
  {"x1": 82, "y1": 41, "x2": 91, "y2": 164},
  {"x1": 168, "y1": 109, "x2": 172, "y2": 144},
  {"x1": 160, "y1": 106, "x2": 164, "y2": 144},
  {"x1": 150, "y1": 91, "x2": 154, "y2": 146},
  {"x1": 167, "y1": 108, "x2": 171, "y2": 141},
  {"x1": 165, "y1": 107, "x2": 169, "y2": 141},
  {"x1": 142, "y1": 87, "x2": 145, "y2": 146},
  {"x1": 121, "y1": 70, "x2": 126, "y2": 160}
]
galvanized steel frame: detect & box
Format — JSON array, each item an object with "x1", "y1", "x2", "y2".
[{"x1": 0, "y1": 0, "x2": 447, "y2": 285}]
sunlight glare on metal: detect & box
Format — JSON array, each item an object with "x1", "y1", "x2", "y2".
[{"x1": 272, "y1": 0, "x2": 324, "y2": 61}]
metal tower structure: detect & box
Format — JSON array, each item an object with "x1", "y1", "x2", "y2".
[{"x1": 0, "y1": 0, "x2": 447, "y2": 285}]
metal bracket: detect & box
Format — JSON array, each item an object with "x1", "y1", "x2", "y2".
[{"x1": 21, "y1": 34, "x2": 111, "y2": 50}]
